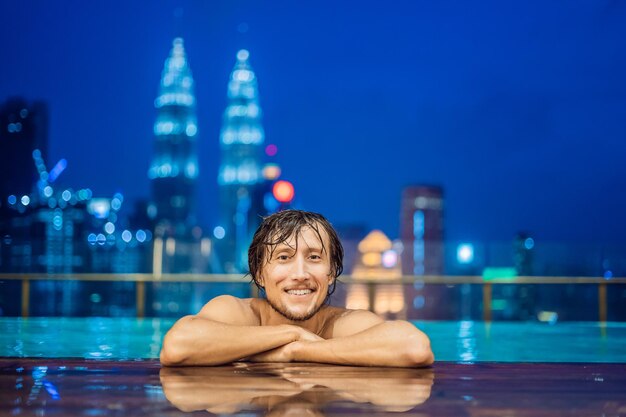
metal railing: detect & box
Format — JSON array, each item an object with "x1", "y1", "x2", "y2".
[{"x1": 1, "y1": 273, "x2": 625, "y2": 321}]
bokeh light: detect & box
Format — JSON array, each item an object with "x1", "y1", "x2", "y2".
[
  {"x1": 265, "y1": 144, "x2": 278, "y2": 157},
  {"x1": 273, "y1": 180, "x2": 294, "y2": 203}
]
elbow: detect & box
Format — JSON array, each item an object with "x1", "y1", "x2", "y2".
[
  {"x1": 404, "y1": 342, "x2": 434, "y2": 367},
  {"x1": 407, "y1": 336, "x2": 434, "y2": 367},
  {"x1": 395, "y1": 322, "x2": 434, "y2": 367},
  {"x1": 160, "y1": 317, "x2": 193, "y2": 366},
  {"x1": 160, "y1": 344, "x2": 184, "y2": 366},
  {"x1": 160, "y1": 335, "x2": 186, "y2": 366}
]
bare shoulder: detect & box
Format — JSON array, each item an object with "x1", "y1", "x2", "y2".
[
  {"x1": 331, "y1": 308, "x2": 385, "y2": 338},
  {"x1": 196, "y1": 295, "x2": 259, "y2": 325}
]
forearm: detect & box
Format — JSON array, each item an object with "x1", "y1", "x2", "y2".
[
  {"x1": 160, "y1": 315, "x2": 299, "y2": 366},
  {"x1": 291, "y1": 321, "x2": 434, "y2": 367}
]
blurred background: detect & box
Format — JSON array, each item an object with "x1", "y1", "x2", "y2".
[{"x1": 1, "y1": 0, "x2": 625, "y2": 321}]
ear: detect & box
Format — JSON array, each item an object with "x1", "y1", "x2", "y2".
[{"x1": 256, "y1": 275, "x2": 265, "y2": 288}]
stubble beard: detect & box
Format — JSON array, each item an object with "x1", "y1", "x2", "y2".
[{"x1": 265, "y1": 296, "x2": 324, "y2": 322}]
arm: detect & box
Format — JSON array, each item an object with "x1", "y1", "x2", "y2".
[
  {"x1": 160, "y1": 295, "x2": 321, "y2": 366},
  {"x1": 253, "y1": 310, "x2": 434, "y2": 367}
]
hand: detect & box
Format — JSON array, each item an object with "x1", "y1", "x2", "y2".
[
  {"x1": 248, "y1": 341, "x2": 302, "y2": 363},
  {"x1": 292, "y1": 326, "x2": 325, "y2": 343}
]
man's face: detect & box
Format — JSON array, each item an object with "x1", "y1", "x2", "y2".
[{"x1": 258, "y1": 226, "x2": 334, "y2": 321}]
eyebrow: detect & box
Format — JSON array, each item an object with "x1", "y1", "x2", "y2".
[
  {"x1": 272, "y1": 245, "x2": 296, "y2": 255},
  {"x1": 272, "y1": 243, "x2": 323, "y2": 255}
]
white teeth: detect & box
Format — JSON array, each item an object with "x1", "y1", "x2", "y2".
[{"x1": 286, "y1": 289, "x2": 312, "y2": 295}]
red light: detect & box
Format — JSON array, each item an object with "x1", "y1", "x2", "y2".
[
  {"x1": 273, "y1": 180, "x2": 294, "y2": 203},
  {"x1": 265, "y1": 144, "x2": 278, "y2": 157}
]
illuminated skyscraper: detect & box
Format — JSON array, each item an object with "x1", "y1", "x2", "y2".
[
  {"x1": 400, "y1": 185, "x2": 447, "y2": 319},
  {"x1": 216, "y1": 50, "x2": 266, "y2": 273},
  {"x1": 0, "y1": 98, "x2": 48, "y2": 274},
  {"x1": 0, "y1": 98, "x2": 48, "y2": 206},
  {"x1": 148, "y1": 38, "x2": 203, "y2": 275},
  {"x1": 400, "y1": 185, "x2": 444, "y2": 275},
  {"x1": 148, "y1": 38, "x2": 199, "y2": 237}
]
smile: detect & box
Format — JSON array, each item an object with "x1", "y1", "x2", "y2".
[{"x1": 285, "y1": 289, "x2": 314, "y2": 296}]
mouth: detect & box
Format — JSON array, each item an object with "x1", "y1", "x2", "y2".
[{"x1": 284, "y1": 288, "x2": 315, "y2": 296}]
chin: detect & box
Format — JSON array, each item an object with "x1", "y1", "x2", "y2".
[{"x1": 269, "y1": 299, "x2": 323, "y2": 322}]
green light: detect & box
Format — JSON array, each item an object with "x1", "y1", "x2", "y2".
[{"x1": 482, "y1": 267, "x2": 517, "y2": 281}]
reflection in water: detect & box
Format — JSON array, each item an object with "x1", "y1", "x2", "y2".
[
  {"x1": 160, "y1": 363, "x2": 434, "y2": 416},
  {"x1": 457, "y1": 320, "x2": 476, "y2": 363}
]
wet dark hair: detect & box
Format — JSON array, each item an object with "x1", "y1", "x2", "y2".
[{"x1": 248, "y1": 210, "x2": 344, "y2": 296}]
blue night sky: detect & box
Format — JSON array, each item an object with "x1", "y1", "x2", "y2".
[{"x1": 2, "y1": 0, "x2": 626, "y2": 245}]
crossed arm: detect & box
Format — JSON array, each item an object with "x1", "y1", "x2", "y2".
[{"x1": 160, "y1": 295, "x2": 434, "y2": 368}]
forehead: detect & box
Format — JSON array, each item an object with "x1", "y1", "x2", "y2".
[{"x1": 269, "y1": 224, "x2": 330, "y2": 251}]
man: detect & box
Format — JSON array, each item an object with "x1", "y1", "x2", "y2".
[{"x1": 160, "y1": 210, "x2": 434, "y2": 367}]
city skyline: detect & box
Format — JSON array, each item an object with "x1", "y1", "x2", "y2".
[{"x1": 2, "y1": 1, "x2": 626, "y2": 244}]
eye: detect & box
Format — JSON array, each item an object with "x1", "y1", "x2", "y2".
[
  {"x1": 309, "y1": 254, "x2": 322, "y2": 260},
  {"x1": 276, "y1": 254, "x2": 291, "y2": 261}
]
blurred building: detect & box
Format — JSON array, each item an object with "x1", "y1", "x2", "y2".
[
  {"x1": 0, "y1": 98, "x2": 48, "y2": 204},
  {"x1": 400, "y1": 185, "x2": 451, "y2": 319},
  {"x1": 148, "y1": 38, "x2": 205, "y2": 274},
  {"x1": 216, "y1": 50, "x2": 267, "y2": 273},
  {"x1": 1, "y1": 99, "x2": 49, "y2": 275},
  {"x1": 347, "y1": 230, "x2": 405, "y2": 318},
  {"x1": 0, "y1": 140, "x2": 152, "y2": 312},
  {"x1": 335, "y1": 223, "x2": 369, "y2": 278},
  {"x1": 400, "y1": 185, "x2": 444, "y2": 275},
  {"x1": 0, "y1": 96, "x2": 157, "y2": 315}
]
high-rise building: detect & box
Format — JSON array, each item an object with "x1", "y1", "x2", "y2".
[
  {"x1": 216, "y1": 50, "x2": 267, "y2": 273},
  {"x1": 400, "y1": 185, "x2": 448, "y2": 319},
  {"x1": 148, "y1": 38, "x2": 199, "y2": 238},
  {"x1": 148, "y1": 38, "x2": 203, "y2": 274},
  {"x1": 400, "y1": 185, "x2": 444, "y2": 275},
  {"x1": 0, "y1": 98, "x2": 48, "y2": 274},
  {"x1": 0, "y1": 98, "x2": 48, "y2": 209}
]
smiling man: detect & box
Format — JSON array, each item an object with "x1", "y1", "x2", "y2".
[{"x1": 160, "y1": 210, "x2": 434, "y2": 367}]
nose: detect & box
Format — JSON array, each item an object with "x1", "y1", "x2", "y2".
[{"x1": 290, "y1": 255, "x2": 310, "y2": 280}]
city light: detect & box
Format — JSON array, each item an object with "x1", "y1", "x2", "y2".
[
  {"x1": 185, "y1": 122, "x2": 197, "y2": 136},
  {"x1": 88, "y1": 199, "x2": 110, "y2": 219},
  {"x1": 381, "y1": 250, "x2": 398, "y2": 268},
  {"x1": 213, "y1": 226, "x2": 225, "y2": 239},
  {"x1": 237, "y1": 49, "x2": 249, "y2": 61},
  {"x1": 524, "y1": 237, "x2": 535, "y2": 250},
  {"x1": 111, "y1": 194, "x2": 123, "y2": 211},
  {"x1": 273, "y1": 180, "x2": 295, "y2": 203},
  {"x1": 104, "y1": 222, "x2": 115, "y2": 234},
  {"x1": 262, "y1": 164, "x2": 281, "y2": 180},
  {"x1": 457, "y1": 243, "x2": 474, "y2": 264},
  {"x1": 121, "y1": 230, "x2": 132, "y2": 243},
  {"x1": 136, "y1": 230, "x2": 147, "y2": 243},
  {"x1": 265, "y1": 144, "x2": 278, "y2": 156},
  {"x1": 48, "y1": 159, "x2": 67, "y2": 183}
]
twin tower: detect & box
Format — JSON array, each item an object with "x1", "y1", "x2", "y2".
[{"x1": 148, "y1": 38, "x2": 266, "y2": 273}]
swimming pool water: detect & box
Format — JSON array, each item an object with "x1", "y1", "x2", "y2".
[{"x1": 1, "y1": 318, "x2": 624, "y2": 362}]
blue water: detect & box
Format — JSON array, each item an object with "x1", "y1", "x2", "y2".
[{"x1": 0, "y1": 318, "x2": 624, "y2": 362}]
